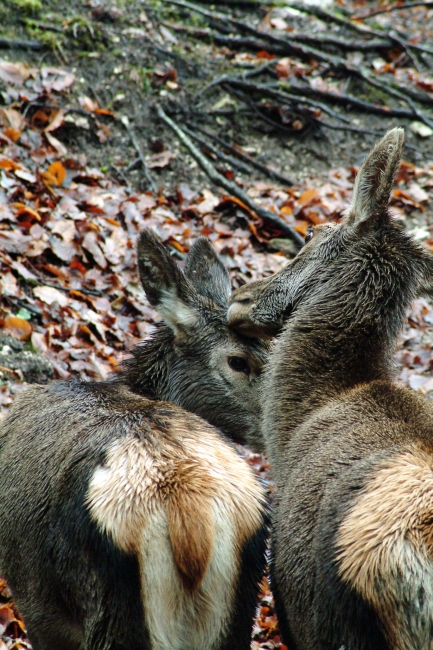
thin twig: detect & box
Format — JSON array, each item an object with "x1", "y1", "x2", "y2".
[
  {"x1": 120, "y1": 115, "x2": 157, "y2": 193},
  {"x1": 0, "y1": 37, "x2": 43, "y2": 50},
  {"x1": 190, "y1": 125, "x2": 295, "y2": 186},
  {"x1": 228, "y1": 86, "x2": 302, "y2": 133},
  {"x1": 356, "y1": 2, "x2": 433, "y2": 19},
  {"x1": 20, "y1": 19, "x2": 64, "y2": 33},
  {"x1": 181, "y1": 126, "x2": 253, "y2": 173},
  {"x1": 157, "y1": 106, "x2": 303, "y2": 246},
  {"x1": 224, "y1": 77, "x2": 422, "y2": 121},
  {"x1": 126, "y1": 157, "x2": 142, "y2": 172},
  {"x1": 286, "y1": 2, "x2": 433, "y2": 58}
]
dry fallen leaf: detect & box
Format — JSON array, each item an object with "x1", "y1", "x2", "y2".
[{"x1": 4, "y1": 316, "x2": 32, "y2": 341}]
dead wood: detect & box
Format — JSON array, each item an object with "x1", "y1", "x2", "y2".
[
  {"x1": 181, "y1": 125, "x2": 254, "y2": 173},
  {"x1": 355, "y1": 2, "x2": 433, "y2": 19},
  {"x1": 120, "y1": 116, "x2": 157, "y2": 193},
  {"x1": 157, "y1": 106, "x2": 304, "y2": 246},
  {"x1": 190, "y1": 125, "x2": 295, "y2": 186},
  {"x1": 0, "y1": 37, "x2": 43, "y2": 50}
]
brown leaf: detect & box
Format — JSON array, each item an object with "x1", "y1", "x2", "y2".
[
  {"x1": 45, "y1": 161, "x2": 67, "y2": 186},
  {"x1": 4, "y1": 316, "x2": 32, "y2": 341},
  {"x1": 0, "y1": 61, "x2": 32, "y2": 86},
  {"x1": 146, "y1": 150, "x2": 174, "y2": 169},
  {"x1": 82, "y1": 231, "x2": 107, "y2": 269}
]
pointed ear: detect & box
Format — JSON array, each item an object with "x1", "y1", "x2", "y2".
[
  {"x1": 184, "y1": 237, "x2": 232, "y2": 307},
  {"x1": 347, "y1": 128, "x2": 404, "y2": 226},
  {"x1": 137, "y1": 229, "x2": 200, "y2": 335}
]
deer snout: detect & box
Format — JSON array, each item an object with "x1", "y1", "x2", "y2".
[{"x1": 228, "y1": 295, "x2": 255, "y2": 334}]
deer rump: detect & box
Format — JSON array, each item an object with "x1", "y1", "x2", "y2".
[{"x1": 0, "y1": 381, "x2": 267, "y2": 650}]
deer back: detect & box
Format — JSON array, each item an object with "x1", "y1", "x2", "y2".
[{"x1": 229, "y1": 129, "x2": 433, "y2": 650}]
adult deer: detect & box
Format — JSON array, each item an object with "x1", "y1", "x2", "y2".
[
  {"x1": 229, "y1": 129, "x2": 433, "y2": 650},
  {"x1": 0, "y1": 230, "x2": 269, "y2": 650}
]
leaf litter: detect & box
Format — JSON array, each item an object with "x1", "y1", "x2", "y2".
[{"x1": 1, "y1": 47, "x2": 433, "y2": 650}]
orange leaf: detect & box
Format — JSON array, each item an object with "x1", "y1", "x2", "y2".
[
  {"x1": 0, "y1": 157, "x2": 21, "y2": 170},
  {"x1": 13, "y1": 202, "x2": 41, "y2": 221},
  {"x1": 221, "y1": 195, "x2": 257, "y2": 218},
  {"x1": 167, "y1": 237, "x2": 185, "y2": 253},
  {"x1": 257, "y1": 50, "x2": 275, "y2": 60},
  {"x1": 3, "y1": 127, "x2": 21, "y2": 142},
  {"x1": 95, "y1": 107, "x2": 114, "y2": 116},
  {"x1": 46, "y1": 161, "x2": 66, "y2": 186},
  {"x1": 281, "y1": 205, "x2": 293, "y2": 216},
  {"x1": 294, "y1": 221, "x2": 309, "y2": 237},
  {"x1": 4, "y1": 316, "x2": 32, "y2": 341},
  {"x1": 298, "y1": 188, "x2": 319, "y2": 207}
]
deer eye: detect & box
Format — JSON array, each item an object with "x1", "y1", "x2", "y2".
[
  {"x1": 305, "y1": 228, "x2": 314, "y2": 243},
  {"x1": 228, "y1": 356, "x2": 250, "y2": 374}
]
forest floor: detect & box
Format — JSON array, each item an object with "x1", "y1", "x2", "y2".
[{"x1": 1, "y1": 0, "x2": 433, "y2": 647}]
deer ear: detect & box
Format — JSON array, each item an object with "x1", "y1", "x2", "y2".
[
  {"x1": 137, "y1": 229, "x2": 200, "y2": 335},
  {"x1": 184, "y1": 237, "x2": 232, "y2": 307},
  {"x1": 347, "y1": 128, "x2": 404, "y2": 226}
]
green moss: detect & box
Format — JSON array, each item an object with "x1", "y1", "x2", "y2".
[
  {"x1": 27, "y1": 27, "x2": 63, "y2": 49},
  {"x1": 10, "y1": 0, "x2": 42, "y2": 14}
]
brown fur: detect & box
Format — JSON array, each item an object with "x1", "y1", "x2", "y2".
[
  {"x1": 228, "y1": 129, "x2": 433, "y2": 650},
  {"x1": 0, "y1": 231, "x2": 269, "y2": 650},
  {"x1": 167, "y1": 491, "x2": 214, "y2": 590},
  {"x1": 87, "y1": 409, "x2": 265, "y2": 593}
]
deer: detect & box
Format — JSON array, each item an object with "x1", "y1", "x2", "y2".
[
  {"x1": 0, "y1": 229, "x2": 270, "y2": 650},
  {"x1": 228, "y1": 128, "x2": 433, "y2": 650}
]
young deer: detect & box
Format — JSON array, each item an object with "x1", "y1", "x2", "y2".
[
  {"x1": 228, "y1": 129, "x2": 433, "y2": 650},
  {"x1": 0, "y1": 230, "x2": 269, "y2": 650}
]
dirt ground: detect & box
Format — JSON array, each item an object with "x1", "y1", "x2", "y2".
[{"x1": 2, "y1": 0, "x2": 433, "y2": 195}]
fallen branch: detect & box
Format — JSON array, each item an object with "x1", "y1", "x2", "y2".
[
  {"x1": 191, "y1": 125, "x2": 295, "y2": 186},
  {"x1": 157, "y1": 106, "x2": 304, "y2": 246},
  {"x1": 352, "y1": 69, "x2": 433, "y2": 130},
  {"x1": 0, "y1": 37, "x2": 43, "y2": 50},
  {"x1": 286, "y1": 2, "x2": 433, "y2": 59},
  {"x1": 181, "y1": 126, "x2": 253, "y2": 173},
  {"x1": 165, "y1": 0, "x2": 341, "y2": 65},
  {"x1": 203, "y1": 74, "x2": 353, "y2": 125},
  {"x1": 356, "y1": 2, "x2": 433, "y2": 19},
  {"x1": 223, "y1": 78, "x2": 424, "y2": 122},
  {"x1": 120, "y1": 115, "x2": 157, "y2": 193}
]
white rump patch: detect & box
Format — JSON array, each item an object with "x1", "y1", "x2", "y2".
[
  {"x1": 141, "y1": 504, "x2": 236, "y2": 650},
  {"x1": 86, "y1": 428, "x2": 265, "y2": 650}
]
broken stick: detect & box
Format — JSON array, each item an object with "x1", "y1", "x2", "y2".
[
  {"x1": 156, "y1": 106, "x2": 304, "y2": 247},
  {"x1": 120, "y1": 115, "x2": 157, "y2": 193}
]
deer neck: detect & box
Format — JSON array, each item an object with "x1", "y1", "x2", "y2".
[
  {"x1": 263, "y1": 284, "x2": 411, "y2": 474},
  {"x1": 119, "y1": 325, "x2": 175, "y2": 402}
]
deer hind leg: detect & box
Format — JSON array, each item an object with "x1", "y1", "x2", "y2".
[{"x1": 336, "y1": 448, "x2": 433, "y2": 650}]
